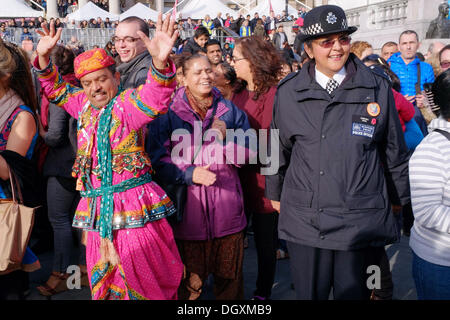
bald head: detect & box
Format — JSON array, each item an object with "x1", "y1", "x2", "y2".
[{"x1": 426, "y1": 41, "x2": 446, "y2": 60}]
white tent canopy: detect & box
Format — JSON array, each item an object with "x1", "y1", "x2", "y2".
[
  {"x1": 173, "y1": 0, "x2": 237, "y2": 20},
  {"x1": 120, "y1": 2, "x2": 159, "y2": 21},
  {"x1": 248, "y1": 0, "x2": 297, "y2": 17},
  {"x1": 0, "y1": 0, "x2": 44, "y2": 18},
  {"x1": 66, "y1": 2, "x2": 119, "y2": 22}
]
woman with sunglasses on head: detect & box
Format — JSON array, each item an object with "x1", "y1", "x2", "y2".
[
  {"x1": 0, "y1": 39, "x2": 41, "y2": 299},
  {"x1": 265, "y1": 5, "x2": 410, "y2": 300},
  {"x1": 230, "y1": 35, "x2": 282, "y2": 301}
]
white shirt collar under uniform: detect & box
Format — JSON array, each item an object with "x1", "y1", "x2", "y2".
[{"x1": 315, "y1": 66, "x2": 347, "y2": 90}]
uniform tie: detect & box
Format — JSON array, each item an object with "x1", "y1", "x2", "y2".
[{"x1": 326, "y1": 78, "x2": 339, "y2": 95}]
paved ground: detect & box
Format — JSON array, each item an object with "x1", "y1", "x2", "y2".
[{"x1": 25, "y1": 232, "x2": 416, "y2": 300}]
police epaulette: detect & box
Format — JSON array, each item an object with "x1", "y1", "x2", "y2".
[{"x1": 278, "y1": 71, "x2": 298, "y2": 88}]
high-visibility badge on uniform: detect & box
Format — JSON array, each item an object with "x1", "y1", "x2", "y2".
[{"x1": 367, "y1": 103, "x2": 381, "y2": 117}]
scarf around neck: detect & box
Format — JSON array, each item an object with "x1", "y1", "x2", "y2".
[
  {"x1": 0, "y1": 89, "x2": 24, "y2": 132},
  {"x1": 185, "y1": 87, "x2": 213, "y2": 120}
]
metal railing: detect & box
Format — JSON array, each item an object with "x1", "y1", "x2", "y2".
[
  {"x1": 294, "y1": 0, "x2": 312, "y2": 10},
  {"x1": 1, "y1": 27, "x2": 116, "y2": 50},
  {"x1": 2, "y1": 26, "x2": 240, "y2": 51},
  {"x1": 213, "y1": 27, "x2": 240, "y2": 47},
  {"x1": 27, "y1": 0, "x2": 45, "y2": 11}
]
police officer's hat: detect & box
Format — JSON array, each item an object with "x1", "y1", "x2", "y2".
[{"x1": 299, "y1": 5, "x2": 357, "y2": 42}]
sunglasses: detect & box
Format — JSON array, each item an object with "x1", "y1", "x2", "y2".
[
  {"x1": 440, "y1": 61, "x2": 450, "y2": 69},
  {"x1": 316, "y1": 35, "x2": 351, "y2": 49}
]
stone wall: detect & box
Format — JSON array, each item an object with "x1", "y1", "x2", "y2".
[{"x1": 341, "y1": 0, "x2": 449, "y2": 52}]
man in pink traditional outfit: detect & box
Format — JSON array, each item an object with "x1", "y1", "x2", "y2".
[{"x1": 33, "y1": 15, "x2": 184, "y2": 300}]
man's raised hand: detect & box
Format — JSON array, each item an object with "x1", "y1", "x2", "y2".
[{"x1": 36, "y1": 21, "x2": 63, "y2": 69}]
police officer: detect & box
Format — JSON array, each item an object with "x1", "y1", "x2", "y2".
[{"x1": 265, "y1": 5, "x2": 410, "y2": 300}]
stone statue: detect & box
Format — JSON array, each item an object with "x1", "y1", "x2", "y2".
[{"x1": 426, "y1": 1, "x2": 450, "y2": 39}]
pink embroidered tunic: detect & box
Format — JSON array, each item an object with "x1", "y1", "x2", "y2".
[{"x1": 33, "y1": 58, "x2": 183, "y2": 300}]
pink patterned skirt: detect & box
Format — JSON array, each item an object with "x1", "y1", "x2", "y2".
[{"x1": 86, "y1": 219, "x2": 183, "y2": 300}]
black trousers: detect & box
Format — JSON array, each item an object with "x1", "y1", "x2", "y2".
[
  {"x1": 47, "y1": 177, "x2": 84, "y2": 273},
  {"x1": 402, "y1": 202, "x2": 414, "y2": 234},
  {"x1": 286, "y1": 241, "x2": 379, "y2": 300},
  {"x1": 252, "y1": 212, "x2": 278, "y2": 299}
]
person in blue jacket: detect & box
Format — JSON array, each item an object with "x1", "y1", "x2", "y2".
[
  {"x1": 20, "y1": 27, "x2": 33, "y2": 43},
  {"x1": 388, "y1": 30, "x2": 435, "y2": 136},
  {"x1": 448, "y1": 0, "x2": 450, "y2": 19}
]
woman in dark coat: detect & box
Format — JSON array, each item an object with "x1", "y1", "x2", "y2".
[
  {"x1": 35, "y1": 45, "x2": 87, "y2": 296},
  {"x1": 230, "y1": 36, "x2": 282, "y2": 300}
]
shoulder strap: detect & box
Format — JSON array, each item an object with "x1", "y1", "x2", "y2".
[
  {"x1": 7, "y1": 166, "x2": 24, "y2": 204},
  {"x1": 434, "y1": 129, "x2": 450, "y2": 141},
  {"x1": 415, "y1": 62, "x2": 421, "y2": 95}
]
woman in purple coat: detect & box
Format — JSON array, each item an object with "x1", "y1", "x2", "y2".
[{"x1": 147, "y1": 54, "x2": 255, "y2": 300}]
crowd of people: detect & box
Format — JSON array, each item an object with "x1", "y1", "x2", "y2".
[
  {"x1": 30, "y1": 0, "x2": 115, "y2": 17},
  {"x1": 0, "y1": 3, "x2": 449, "y2": 301},
  {"x1": 0, "y1": 8, "x2": 308, "y2": 73},
  {"x1": 0, "y1": 9, "x2": 304, "y2": 35}
]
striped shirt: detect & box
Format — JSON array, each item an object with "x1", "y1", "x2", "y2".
[{"x1": 409, "y1": 118, "x2": 450, "y2": 267}]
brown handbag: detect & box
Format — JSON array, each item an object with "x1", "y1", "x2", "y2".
[{"x1": 0, "y1": 168, "x2": 38, "y2": 275}]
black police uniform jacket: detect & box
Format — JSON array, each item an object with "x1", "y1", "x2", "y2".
[{"x1": 265, "y1": 54, "x2": 411, "y2": 251}]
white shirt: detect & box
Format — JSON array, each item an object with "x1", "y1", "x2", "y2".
[
  {"x1": 315, "y1": 66, "x2": 347, "y2": 90},
  {"x1": 279, "y1": 32, "x2": 286, "y2": 49},
  {"x1": 270, "y1": 19, "x2": 275, "y2": 30}
]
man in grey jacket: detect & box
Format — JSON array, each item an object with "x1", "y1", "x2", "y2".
[
  {"x1": 272, "y1": 24, "x2": 288, "y2": 50},
  {"x1": 265, "y1": 5, "x2": 411, "y2": 300},
  {"x1": 114, "y1": 16, "x2": 153, "y2": 89}
]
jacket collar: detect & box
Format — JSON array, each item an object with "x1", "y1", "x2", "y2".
[
  {"x1": 295, "y1": 54, "x2": 377, "y2": 103},
  {"x1": 171, "y1": 87, "x2": 229, "y2": 129},
  {"x1": 388, "y1": 51, "x2": 420, "y2": 66},
  {"x1": 116, "y1": 51, "x2": 151, "y2": 75},
  {"x1": 188, "y1": 37, "x2": 203, "y2": 50}
]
